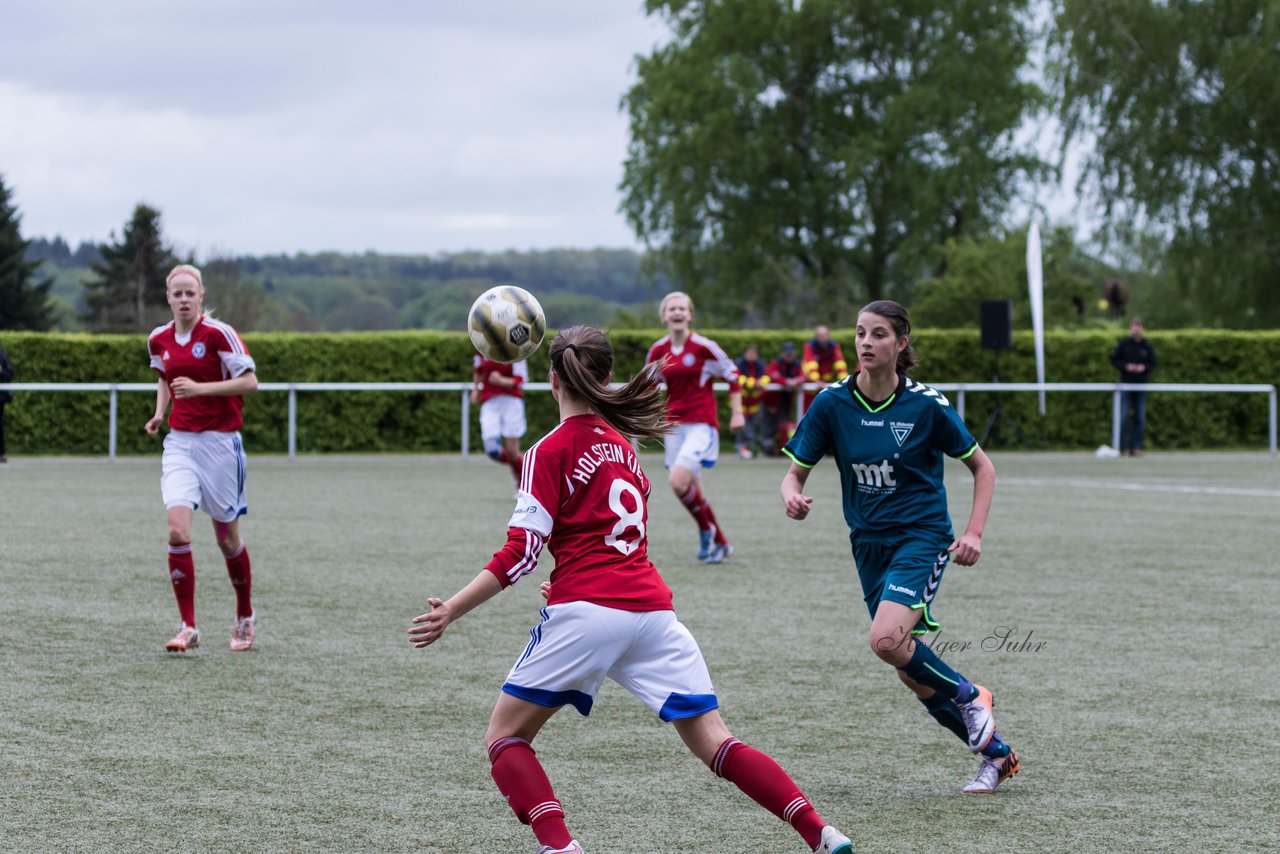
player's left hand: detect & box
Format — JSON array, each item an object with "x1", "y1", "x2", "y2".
[
  {"x1": 539, "y1": 581, "x2": 551, "y2": 601},
  {"x1": 408, "y1": 597, "x2": 453, "y2": 648},
  {"x1": 948, "y1": 533, "x2": 982, "y2": 566},
  {"x1": 170, "y1": 377, "x2": 203, "y2": 399},
  {"x1": 729, "y1": 411, "x2": 745, "y2": 431}
]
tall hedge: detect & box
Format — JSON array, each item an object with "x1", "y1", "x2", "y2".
[{"x1": 0, "y1": 328, "x2": 1275, "y2": 454}]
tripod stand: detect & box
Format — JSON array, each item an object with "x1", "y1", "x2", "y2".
[{"x1": 978, "y1": 352, "x2": 1035, "y2": 449}]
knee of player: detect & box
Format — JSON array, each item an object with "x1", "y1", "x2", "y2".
[{"x1": 869, "y1": 630, "x2": 911, "y2": 665}]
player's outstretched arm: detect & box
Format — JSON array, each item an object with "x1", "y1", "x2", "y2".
[
  {"x1": 780, "y1": 462, "x2": 814, "y2": 521},
  {"x1": 408, "y1": 570, "x2": 503, "y2": 649}
]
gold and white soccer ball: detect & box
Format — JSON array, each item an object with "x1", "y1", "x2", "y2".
[{"x1": 467, "y1": 285, "x2": 547, "y2": 363}]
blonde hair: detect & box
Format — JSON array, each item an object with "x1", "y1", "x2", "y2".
[
  {"x1": 166, "y1": 264, "x2": 204, "y2": 292},
  {"x1": 658, "y1": 290, "x2": 694, "y2": 319}
]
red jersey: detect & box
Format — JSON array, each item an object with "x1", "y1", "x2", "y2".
[
  {"x1": 646, "y1": 333, "x2": 738, "y2": 429},
  {"x1": 148, "y1": 315, "x2": 255, "y2": 432},
  {"x1": 484, "y1": 414, "x2": 673, "y2": 612},
  {"x1": 473, "y1": 356, "x2": 527, "y2": 404}
]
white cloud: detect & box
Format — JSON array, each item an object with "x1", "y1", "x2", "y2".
[{"x1": 0, "y1": 2, "x2": 667, "y2": 256}]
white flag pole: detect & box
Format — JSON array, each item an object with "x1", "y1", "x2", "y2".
[{"x1": 1027, "y1": 222, "x2": 1046, "y2": 416}]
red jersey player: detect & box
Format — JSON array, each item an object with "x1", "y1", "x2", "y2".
[
  {"x1": 408, "y1": 325, "x2": 854, "y2": 854},
  {"x1": 144, "y1": 264, "x2": 258, "y2": 653},
  {"x1": 645, "y1": 291, "x2": 743, "y2": 564},
  {"x1": 471, "y1": 355, "x2": 528, "y2": 484}
]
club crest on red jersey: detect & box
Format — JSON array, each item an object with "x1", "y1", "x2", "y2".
[
  {"x1": 192, "y1": 342, "x2": 206, "y2": 358},
  {"x1": 682, "y1": 352, "x2": 696, "y2": 366}
]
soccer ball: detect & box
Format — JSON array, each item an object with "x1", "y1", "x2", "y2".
[{"x1": 467, "y1": 285, "x2": 546, "y2": 363}]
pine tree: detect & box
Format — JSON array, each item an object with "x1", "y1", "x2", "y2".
[
  {"x1": 0, "y1": 176, "x2": 55, "y2": 331},
  {"x1": 83, "y1": 204, "x2": 178, "y2": 332}
]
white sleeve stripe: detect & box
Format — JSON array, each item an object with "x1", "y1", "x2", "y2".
[
  {"x1": 204, "y1": 318, "x2": 248, "y2": 356},
  {"x1": 693, "y1": 333, "x2": 738, "y2": 379},
  {"x1": 505, "y1": 529, "x2": 545, "y2": 583}
]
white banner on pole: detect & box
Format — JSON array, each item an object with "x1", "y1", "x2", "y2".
[{"x1": 1027, "y1": 222, "x2": 1046, "y2": 416}]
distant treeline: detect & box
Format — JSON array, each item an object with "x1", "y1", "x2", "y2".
[{"x1": 27, "y1": 239, "x2": 675, "y2": 333}]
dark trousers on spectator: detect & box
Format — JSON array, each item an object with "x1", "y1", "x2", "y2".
[{"x1": 1119, "y1": 390, "x2": 1147, "y2": 453}]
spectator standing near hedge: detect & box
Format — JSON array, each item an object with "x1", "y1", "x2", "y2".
[
  {"x1": 733, "y1": 343, "x2": 769, "y2": 459},
  {"x1": 1109, "y1": 317, "x2": 1157, "y2": 457},
  {"x1": 763, "y1": 341, "x2": 805, "y2": 455},
  {"x1": 0, "y1": 346, "x2": 13, "y2": 462},
  {"x1": 801, "y1": 326, "x2": 850, "y2": 408},
  {"x1": 145, "y1": 264, "x2": 259, "y2": 653}
]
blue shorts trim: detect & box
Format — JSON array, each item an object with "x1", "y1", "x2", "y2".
[
  {"x1": 501, "y1": 683, "x2": 594, "y2": 717},
  {"x1": 657, "y1": 692, "x2": 719, "y2": 722}
]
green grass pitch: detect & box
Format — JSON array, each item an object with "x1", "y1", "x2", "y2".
[{"x1": 1, "y1": 451, "x2": 1277, "y2": 852}]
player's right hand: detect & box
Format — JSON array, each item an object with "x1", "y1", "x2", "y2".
[
  {"x1": 144, "y1": 416, "x2": 162, "y2": 436},
  {"x1": 783, "y1": 493, "x2": 813, "y2": 520},
  {"x1": 408, "y1": 597, "x2": 452, "y2": 648}
]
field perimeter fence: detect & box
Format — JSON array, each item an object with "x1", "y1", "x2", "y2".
[{"x1": 1, "y1": 380, "x2": 1274, "y2": 459}]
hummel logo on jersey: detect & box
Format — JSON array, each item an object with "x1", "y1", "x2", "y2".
[
  {"x1": 594, "y1": 427, "x2": 606, "y2": 434},
  {"x1": 890, "y1": 421, "x2": 915, "y2": 446},
  {"x1": 888, "y1": 583, "x2": 918, "y2": 597},
  {"x1": 861, "y1": 419, "x2": 884, "y2": 427},
  {"x1": 850, "y1": 460, "x2": 897, "y2": 488}
]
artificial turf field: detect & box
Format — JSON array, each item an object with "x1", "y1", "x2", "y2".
[{"x1": 2, "y1": 451, "x2": 1277, "y2": 853}]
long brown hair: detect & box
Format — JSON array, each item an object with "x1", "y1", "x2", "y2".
[
  {"x1": 549, "y1": 326, "x2": 670, "y2": 441},
  {"x1": 859, "y1": 300, "x2": 920, "y2": 375}
]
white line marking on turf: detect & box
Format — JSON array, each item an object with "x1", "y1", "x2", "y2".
[{"x1": 1002, "y1": 478, "x2": 1280, "y2": 499}]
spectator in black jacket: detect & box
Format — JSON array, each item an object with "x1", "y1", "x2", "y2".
[{"x1": 1110, "y1": 317, "x2": 1156, "y2": 456}]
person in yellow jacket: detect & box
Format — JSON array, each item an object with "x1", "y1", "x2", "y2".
[
  {"x1": 734, "y1": 344, "x2": 770, "y2": 459},
  {"x1": 801, "y1": 325, "x2": 850, "y2": 408}
]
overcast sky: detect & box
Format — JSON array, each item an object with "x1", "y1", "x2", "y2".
[
  {"x1": 2, "y1": 2, "x2": 1084, "y2": 262},
  {"x1": 0, "y1": 1, "x2": 670, "y2": 258}
]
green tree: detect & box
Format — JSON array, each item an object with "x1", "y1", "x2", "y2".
[
  {"x1": 622, "y1": 0, "x2": 1048, "y2": 325},
  {"x1": 83, "y1": 204, "x2": 178, "y2": 332},
  {"x1": 912, "y1": 224, "x2": 1097, "y2": 330},
  {"x1": 0, "y1": 176, "x2": 55, "y2": 331},
  {"x1": 1052, "y1": 0, "x2": 1280, "y2": 328},
  {"x1": 202, "y1": 257, "x2": 266, "y2": 331}
]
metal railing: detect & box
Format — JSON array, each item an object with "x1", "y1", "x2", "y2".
[{"x1": 1, "y1": 380, "x2": 1275, "y2": 458}]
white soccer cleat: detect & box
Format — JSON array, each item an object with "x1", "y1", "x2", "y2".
[
  {"x1": 963, "y1": 749, "x2": 1020, "y2": 794},
  {"x1": 165, "y1": 623, "x2": 200, "y2": 652},
  {"x1": 230, "y1": 611, "x2": 256, "y2": 651},
  {"x1": 705, "y1": 542, "x2": 733, "y2": 564},
  {"x1": 959, "y1": 684, "x2": 996, "y2": 753},
  {"x1": 813, "y1": 825, "x2": 854, "y2": 854},
  {"x1": 535, "y1": 841, "x2": 585, "y2": 854}
]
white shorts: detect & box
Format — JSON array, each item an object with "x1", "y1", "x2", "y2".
[
  {"x1": 480, "y1": 396, "x2": 527, "y2": 441},
  {"x1": 161, "y1": 430, "x2": 248, "y2": 523},
  {"x1": 664, "y1": 422, "x2": 720, "y2": 472},
  {"x1": 503, "y1": 601, "x2": 718, "y2": 722}
]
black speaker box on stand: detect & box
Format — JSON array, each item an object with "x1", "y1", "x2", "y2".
[
  {"x1": 977, "y1": 298, "x2": 1033, "y2": 448},
  {"x1": 980, "y1": 299, "x2": 1013, "y2": 351}
]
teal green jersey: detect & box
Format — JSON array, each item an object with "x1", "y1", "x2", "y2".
[{"x1": 783, "y1": 375, "x2": 978, "y2": 535}]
